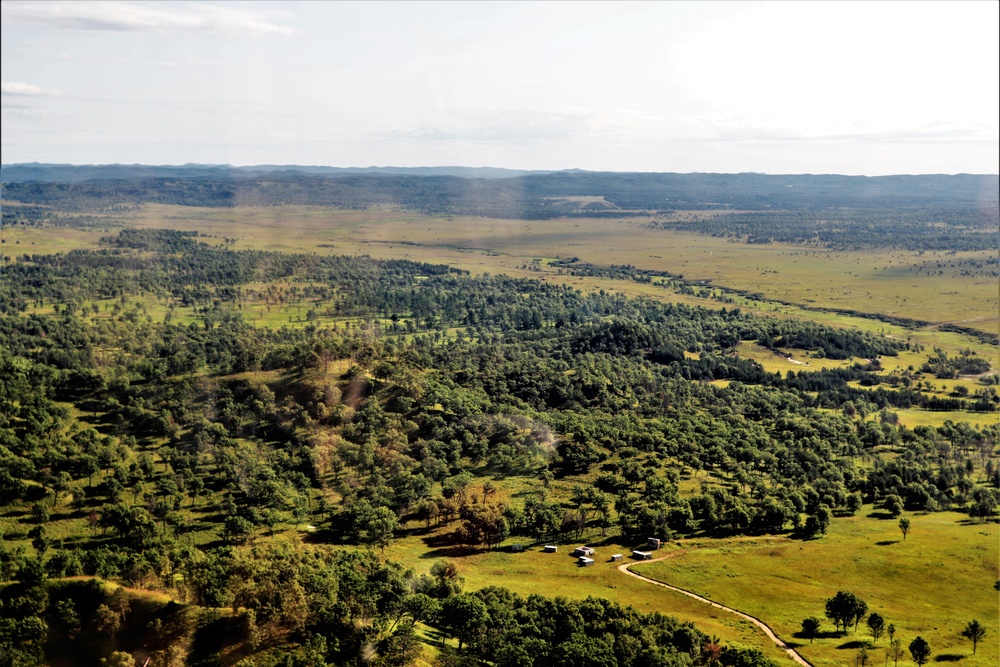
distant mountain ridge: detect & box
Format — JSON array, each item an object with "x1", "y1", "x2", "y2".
[{"x1": 0, "y1": 163, "x2": 557, "y2": 183}]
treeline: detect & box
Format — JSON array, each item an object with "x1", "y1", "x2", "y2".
[
  {"x1": 3, "y1": 171, "x2": 997, "y2": 250},
  {"x1": 657, "y1": 207, "x2": 998, "y2": 252}
]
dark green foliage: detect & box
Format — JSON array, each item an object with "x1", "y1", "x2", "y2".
[
  {"x1": 960, "y1": 620, "x2": 987, "y2": 655},
  {"x1": 801, "y1": 617, "x2": 821, "y2": 643},
  {"x1": 909, "y1": 636, "x2": 931, "y2": 665},
  {"x1": 824, "y1": 591, "x2": 868, "y2": 634}
]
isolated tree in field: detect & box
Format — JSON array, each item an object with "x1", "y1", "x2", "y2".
[
  {"x1": 887, "y1": 639, "x2": 904, "y2": 667},
  {"x1": 898, "y1": 517, "x2": 910, "y2": 541},
  {"x1": 866, "y1": 612, "x2": 885, "y2": 644},
  {"x1": 825, "y1": 591, "x2": 867, "y2": 634},
  {"x1": 960, "y1": 620, "x2": 986, "y2": 655},
  {"x1": 908, "y1": 636, "x2": 931, "y2": 665},
  {"x1": 801, "y1": 617, "x2": 821, "y2": 643}
]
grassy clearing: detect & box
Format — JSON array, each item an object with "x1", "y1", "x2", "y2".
[
  {"x1": 634, "y1": 509, "x2": 999, "y2": 667},
  {"x1": 382, "y1": 526, "x2": 801, "y2": 666},
  {"x1": 731, "y1": 341, "x2": 855, "y2": 373},
  {"x1": 883, "y1": 408, "x2": 999, "y2": 430}
]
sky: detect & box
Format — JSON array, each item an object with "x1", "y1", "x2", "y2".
[{"x1": 2, "y1": 0, "x2": 998, "y2": 174}]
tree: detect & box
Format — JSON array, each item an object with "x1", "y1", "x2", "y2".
[
  {"x1": 801, "y1": 617, "x2": 821, "y2": 643},
  {"x1": 223, "y1": 515, "x2": 254, "y2": 544},
  {"x1": 805, "y1": 505, "x2": 832, "y2": 537},
  {"x1": 908, "y1": 637, "x2": 931, "y2": 665},
  {"x1": 28, "y1": 525, "x2": 50, "y2": 557},
  {"x1": 54, "y1": 599, "x2": 81, "y2": 639},
  {"x1": 438, "y1": 593, "x2": 488, "y2": 650},
  {"x1": 883, "y1": 494, "x2": 903, "y2": 517},
  {"x1": 101, "y1": 652, "x2": 136, "y2": 667},
  {"x1": 363, "y1": 506, "x2": 399, "y2": 553},
  {"x1": 887, "y1": 639, "x2": 904, "y2": 667},
  {"x1": 95, "y1": 603, "x2": 121, "y2": 638},
  {"x1": 109, "y1": 587, "x2": 131, "y2": 622},
  {"x1": 825, "y1": 591, "x2": 867, "y2": 634},
  {"x1": 866, "y1": 612, "x2": 885, "y2": 644},
  {"x1": 960, "y1": 620, "x2": 986, "y2": 655},
  {"x1": 898, "y1": 517, "x2": 910, "y2": 541}
]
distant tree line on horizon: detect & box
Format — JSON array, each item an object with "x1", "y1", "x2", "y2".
[{"x1": 3, "y1": 170, "x2": 997, "y2": 251}]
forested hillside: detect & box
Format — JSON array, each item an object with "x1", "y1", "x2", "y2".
[{"x1": 2, "y1": 227, "x2": 997, "y2": 666}]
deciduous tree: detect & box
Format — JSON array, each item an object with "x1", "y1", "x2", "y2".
[
  {"x1": 960, "y1": 620, "x2": 986, "y2": 655},
  {"x1": 866, "y1": 612, "x2": 885, "y2": 644}
]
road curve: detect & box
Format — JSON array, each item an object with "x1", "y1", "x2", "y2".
[{"x1": 619, "y1": 557, "x2": 813, "y2": 667}]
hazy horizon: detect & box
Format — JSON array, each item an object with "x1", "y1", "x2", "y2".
[{"x1": 5, "y1": 162, "x2": 999, "y2": 178}]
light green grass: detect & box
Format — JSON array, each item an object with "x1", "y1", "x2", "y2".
[
  {"x1": 382, "y1": 528, "x2": 801, "y2": 665},
  {"x1": 634, "y1": 509, "x2": 999, "y2": 667},
  {"x1": 886, "y1": 408, "x2": 999, "y2": 430}
]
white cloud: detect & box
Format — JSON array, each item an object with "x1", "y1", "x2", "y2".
[
  {"x1": 1, "y1": 1, "x2": 294, "y2": 36},
  {"x1": 1, "y1": 81, "x2": 63, "y2": 97}
]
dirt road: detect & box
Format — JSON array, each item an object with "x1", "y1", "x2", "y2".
[{"x1": 619, "y1": 557, "x2": 813, "y2": 667}]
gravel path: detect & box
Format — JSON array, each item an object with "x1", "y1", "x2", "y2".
[{"x1": 619, "y1": 557, "x2": 813, "y2": 667}]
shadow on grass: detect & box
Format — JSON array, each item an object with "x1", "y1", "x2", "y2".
[
  {"x1": 419, "y1": 546, "x2": 477, "y2": 559},
  {"x1": 301, "y1": 528, "x2": 339, "y2": 544},
  {"x1": 876, "y1": 540, "x2": 900, "y2": 546},
  {"x1": 792, "y1": 631, "x2": 842, "y2": 642},
  {"x1": 867, "y1": 511, "x2": 897, "y2": 520},
  {"x1": 934, "y1": 655, "x2": 966, "y2": 662},
  {"x1": 419, "y1": 626, "x2": 451, "y2": 650},
  {"x1": 837, "y1": 640, "x2": 870, "y2": 650}
]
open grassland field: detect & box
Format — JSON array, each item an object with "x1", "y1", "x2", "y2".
[
  {"x1": 4, "y1": 204, "x2": 997, "y2": 335},
  {"x1": 634, "y1": 510, "x2": 1000, "y2": 667},
  {"x1": 381, "y1": 526, "x2": 801, "y2": 666}
]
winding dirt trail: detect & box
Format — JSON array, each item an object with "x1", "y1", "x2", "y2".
[{"x1": 619, "y1": 557, "x2": 813, "y2": 667}]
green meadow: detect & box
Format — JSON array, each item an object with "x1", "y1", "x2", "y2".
[{"x1": 634, "y1": 510, "x2": 999, "y2": 667}]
